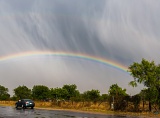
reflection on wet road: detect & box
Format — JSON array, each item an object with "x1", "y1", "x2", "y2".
[{"x1": 0, "y1": 106, "x2": 139, "y2": 118}]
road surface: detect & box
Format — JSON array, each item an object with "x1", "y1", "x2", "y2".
[{"x1": 0, "y1": 106, "x2": 140, "y2": 118}]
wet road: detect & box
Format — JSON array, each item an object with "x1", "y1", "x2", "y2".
[{"x1": 0, "y1": 106, "x2": 140, "y2": 118}]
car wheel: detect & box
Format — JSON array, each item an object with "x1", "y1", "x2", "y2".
[
  {"x1": 22, "y1": 105, "x2": 24, "y2": 109},
  {"x1": 15, "y1": 104, "x2": 18, "y2": 108},
  {"x1": 31, "y1": 107, "x2": 34, "y2": 109}
]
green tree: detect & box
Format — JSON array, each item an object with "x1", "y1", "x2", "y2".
[
  {"x1": 130, "y1": 94, "x2": 141, "y2": 111},
  {"x1": 13, "y1": 85, "x2": 31, "y2": 99},
  {"x1": 98, "y1": 94, "x2": 108, "y2": 106},
  {"x1": 32, "y1": 85, "x2": 50, "y2": 100},
  {"x1": 62, "y1": 84, "x2": 80, "y2": 100},
  {"x1": 99, "y1": 94, "x2": 108, "y2": 102},
  {"x1": 139, "y1": 89, "x2": 147, "y2": 110},
  {"x1": 129, "y1": 58, "x2": 160, "y2": 111},
  {"x1": 0, "y1": 85, "x2": 10, "y2": 100},
  {"x1": 108, "y1": 84, "x2": 127, "y2": 110},
  {"x1": 82, "y1": 89, "x2": 100, "y2": 102},
  {"x1": 82, "y1": 91, "x2": 90, "y2": 101},
  {"x1": 108, "y1": 84, "x2": 127, "y2": 96},
  {"x1": 50, "y1": 87, "x2": 68, "y2": 100}
]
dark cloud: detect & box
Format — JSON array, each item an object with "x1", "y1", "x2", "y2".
[{"x1": 0, "y1": 0, "x2": 159, "y2": 95}]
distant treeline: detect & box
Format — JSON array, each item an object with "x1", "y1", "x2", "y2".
[{"x1": 0, "y1": 83, "x2": 139, "y2": 111}]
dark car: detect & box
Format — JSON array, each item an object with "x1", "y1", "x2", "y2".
[{"x1": 15, "y1": 99, "x2": 35, "y2": 109}]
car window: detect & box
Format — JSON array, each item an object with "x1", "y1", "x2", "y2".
[{"x1": 24, "y1": 99, "x2": 33, "y2": 102}]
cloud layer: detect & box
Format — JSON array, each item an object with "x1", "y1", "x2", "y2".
[{"x1": 0, "y1": 0, "x2": 159, "y2": 95}]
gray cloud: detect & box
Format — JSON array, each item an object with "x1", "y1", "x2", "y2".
[
  {"x1": 97, "y1": 0, "x2": 160, "y2": 63},
  {"x1": 0, "y1": 0, "x2": 159, "y2": 95}
]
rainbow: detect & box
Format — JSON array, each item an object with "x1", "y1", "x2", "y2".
[{"x1": 0, "y1": 51, "x2": 129, "y2": 73}]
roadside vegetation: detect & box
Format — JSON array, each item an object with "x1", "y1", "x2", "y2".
[{"x1": 1, "y1": 58, "x2": 160, "y2": 114}]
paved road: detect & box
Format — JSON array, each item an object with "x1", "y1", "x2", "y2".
[{"x1": 0, "y1": 106, "x2": 140, "y2": 118}]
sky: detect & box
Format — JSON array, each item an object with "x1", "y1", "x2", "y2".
[{"x1": 0, "y1": 0, "x2": 160, "y2": 96}]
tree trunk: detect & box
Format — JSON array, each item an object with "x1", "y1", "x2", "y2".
[
  {"x1": 143, "y1": 100, "x2": 144, "y2": 111},
  {"x1": 158, "y1": 88, "x2": 160, "y2": 110},
  {"x1": 149, "y1": 99, "x2": 151, "y2": 112}
]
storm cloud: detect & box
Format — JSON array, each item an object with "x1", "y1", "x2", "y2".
[{"x1": 0, "y1": 0, "x2": 159, "y2": 95}]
